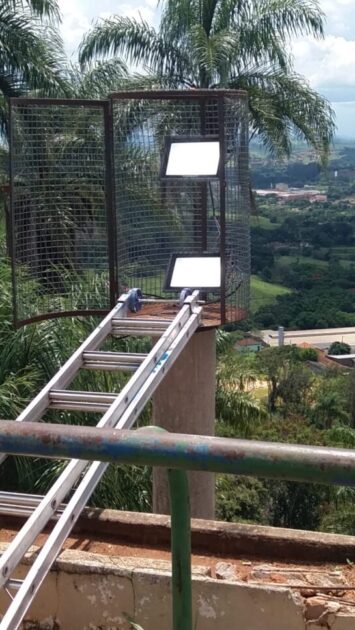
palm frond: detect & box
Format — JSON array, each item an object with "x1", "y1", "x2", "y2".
[
  {"x1": 8, "y1": 0, "x2": 61, "y2": 20},
  {"x1": 71, "y1": 59, "x2": 128, "y2": 98},
  {"x1": 256, "y1": 0, "x2": 324, "y2": 40},
  {"x1": 79, "y1": 16, "x2": 187, "y2": 80},
  {"x1": 230, "y1": 69, "x2": 335, "y2": 160},
  {"x1": 0, "y1": 6, "x2": 70, "y2": 96}
]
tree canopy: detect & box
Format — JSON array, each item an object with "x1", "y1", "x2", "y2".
[
  {"x1": 80, "y1": 0, "x2": 335, "y2": 159},
  {"x1": 0, "y1": 0, "x2": 71, "y2": 129}
]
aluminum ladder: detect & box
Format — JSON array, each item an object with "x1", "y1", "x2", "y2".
[{"x1": 0, "y1": 289, "x2": 202, "y2": 629}]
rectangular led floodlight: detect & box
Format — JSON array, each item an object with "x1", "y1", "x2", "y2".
[
  {"x1": 161, "y1": 136, "x2": 221, "y2": 178},
  {"x1": 164, "y1": 254, "x2": 221, "y2": 291}
]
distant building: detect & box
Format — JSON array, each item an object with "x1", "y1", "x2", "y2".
[
  {"x1": 327, "y1": 354, "x2": 355, "y2": 368},
  {"x1": 262, "y1": 327, "x2": 355, "y2": 352},
  {"x1": 255, "y1": 187, "x2": 327, "y2": 203},
  {"x1": 235, "y1": 335, "x2": 267, "y2": 353},
  {"x1": 310, "y1": 194, "x2": 327, "y2": 203}
]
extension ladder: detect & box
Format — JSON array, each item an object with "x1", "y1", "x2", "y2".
[{"x1": 0, "y1": 290, "x2": 202, "y2": 629}]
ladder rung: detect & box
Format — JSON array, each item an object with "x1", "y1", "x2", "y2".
[
  {"x1": 82, "y1": 351, "x2": 147, "y2": 371},
  {"x1": 49, "y1": 390, "x2": 117, "y2": 412},
  {"x1": 116, "y1": 319, "x2": 172, "y2": 326},
  {"x1": 49, "y1": 402, "x2": 111, "y2": 412},
  {"x1": 50, "y1": 391, "x2": 117, "y2": 403},
  {"x1": 111, "y1": 318, "x2": 171, "y2": 337},
  {"x1": 6, "y1": 579, "x2": 23, "y2": 591},
  {"x1": 0, "y1": 491, "x2": 65, "y2": 518},
  {"x1": 112, "y1": 327, "x2": 167, "y2": 337}
]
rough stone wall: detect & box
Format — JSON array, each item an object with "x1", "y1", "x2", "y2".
[{"x1": 0, "y1": 545, "x2": 354, "y2": 629}]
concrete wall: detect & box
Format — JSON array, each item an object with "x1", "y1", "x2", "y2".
[{"x1": 1, "y1": 544, "x2": 354, "y2": 630}]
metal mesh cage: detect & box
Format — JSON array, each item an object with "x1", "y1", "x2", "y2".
[
  {"x1": 111, "y1": 90, "x2": 250, "y2": 326},
  {"x1": 10, "y1": 91, "x2": 250, "y2": 328},
  {"x1": 9, "y1": 99, "x2": 115, "y2": 326}
]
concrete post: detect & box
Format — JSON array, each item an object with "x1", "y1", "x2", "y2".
[{"x1": 152, "y1": 329, "x2": 216, "y2": 519}]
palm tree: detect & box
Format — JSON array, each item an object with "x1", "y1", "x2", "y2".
[
  {"x1": 79, "y1": 0, "x2": 335, "y2": 159},
  {"x1": 0, "y1": 0, "x2": 70, "y2": 129},
  {"x1": 216, "y1": 336, "x2": 267, "y2": 435},
  {"x1": 310, "y1": 391, "x2": 349, "y2": 430}
]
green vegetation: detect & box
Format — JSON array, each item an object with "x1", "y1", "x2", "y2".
[
  {"x1": 248, "y1": 145, "x2": 355, "y2": 329},
  {"x1": 215, "y1": 342, "x2": 355, "y2": 534},
  {"x1": 250, "y1": 216, "x2": 280, "y2": 230},
  {"x1": 80, "y1": 0, "x2": 334, "y2": 159},
  {"x1": 329, "y1": 341, "x2": 351, "y2": 356},
  {"x1": 0, "y1": 0, "x2": 69, "y2": 124},
  {"x1": 250, "y1": 275, "x2": 291, "y2": 313}
]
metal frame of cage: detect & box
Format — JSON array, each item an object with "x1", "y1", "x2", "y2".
[{"x1": 9, "y1": 90, "x2": 250, "y2": 328}]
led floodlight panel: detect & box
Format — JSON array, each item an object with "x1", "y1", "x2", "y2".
[
  {"x1": 164, "y1": 254, "x2": 221, "y2": 291},
  {"x1": 162, "y1": 137, "x2": 221, "y2": 178}
]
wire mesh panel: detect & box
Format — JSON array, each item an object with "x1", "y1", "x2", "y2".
[
  {"x1": 111, "y1": 90, "x2": 250, "y2": 326},
  {"x1": 10, "y1": 91, "x2": 250, "y2": 328},
  {"x1": 10, "y1": 99, "x2": 115, "y2": 326}
]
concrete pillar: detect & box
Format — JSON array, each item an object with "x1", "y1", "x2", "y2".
[{"x1": 152, "y1": 329, "x2": 216, "y2": 519}]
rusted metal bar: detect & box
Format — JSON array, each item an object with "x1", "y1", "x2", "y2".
[
  {"x1": 15, "y1": 310, "x2": 110, "y2": 328},
  {"x1": 9, "y1": 98, "x2": 107, "y2": 107},
  {"x1": 1, "y1": 420, "x2": 355, "y2": 487},
  {"x1": 109, "y1": 89, "x2": 247, "y2": 100}
]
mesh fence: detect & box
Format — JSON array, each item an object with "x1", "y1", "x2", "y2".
[
  {"x1": 10, "y1": 91, "x2": 250, "y2": 327},
  {"x1": 111, "y1": 91, "x2": 250, "y2": 325},
  {"x1": 10, "y1": 100, "x2": 113, "y2": 325}
]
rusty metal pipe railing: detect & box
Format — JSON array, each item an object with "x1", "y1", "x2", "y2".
[
  {"x1": 2, "y1": 418, "x2": 355, "y2": 630},
  {"x1": 1, "y1": 420, "x2": 355, "y2": 487}
]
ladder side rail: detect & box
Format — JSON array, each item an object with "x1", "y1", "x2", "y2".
[
  {"x1": 94, "y1": 292, "x2": 200, "y2": 432},
  {"x1": 0, "y1": 297, "x2": 130, "y2": 469},
  {"x1": 15, "y1": 297, "x2": 129, "y2": 420},
  {"x1": 0, "y1": 294, "x2": 199, "y2": 590},
  {"x1": 0, "y1": 305, "x2": 202, "y2": 630}
]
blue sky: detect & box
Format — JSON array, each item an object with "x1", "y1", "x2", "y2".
[{"x1": 58, "y1": 0, "x2": 355, "y2": 138}]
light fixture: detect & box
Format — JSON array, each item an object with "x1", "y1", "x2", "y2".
[
  {"x1": 161, "y1": 136, "x2": 221, "y2": 178},
  {"x1": 164, "y1": 254, "x2": 221, "y2": 291}
]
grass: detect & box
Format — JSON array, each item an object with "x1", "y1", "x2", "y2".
[
  {"x1": 331, "y1": 246, "x2": 355, "y2": 259},
  {"x1": 276, "y1": 253, "x2": 355, "y2": 271},
  {"x1": 251, "y1": 216, "x2": 280, "y2": 230},
  {"x1": 250, "y1": 275, "x2": 291, "y2": 313},
  {"x1": 276, "y1": 255, "x2": 328, "y2": 269}
]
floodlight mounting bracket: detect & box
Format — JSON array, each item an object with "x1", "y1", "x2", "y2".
[{"x1": 179, "y1": 288, "x2": 192, "y2": 307}]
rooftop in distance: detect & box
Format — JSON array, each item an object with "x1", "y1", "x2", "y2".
[{"x1": 261, "y1": 326, "x2": 355, "y2": 351}]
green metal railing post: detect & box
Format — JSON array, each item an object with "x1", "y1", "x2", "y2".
[
  {"x1": 168, "y1": 468, "x2": 192, "y2": 630},
  {"x1": 139, "y1": 427, "x2": 192, "y2": 630}
]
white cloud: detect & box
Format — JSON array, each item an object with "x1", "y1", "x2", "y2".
[
  {"x1": 119, "y1": 3, "x2": 154, "y2": 23},
  {"x1": 292, "y1": 35, "x2": 355, "y2": 90},
  {"x1": 58, "y1": 0, "x2": 92, "y2": 57},
  {"x1": 58, "y1": 0, "x2": 157, "y2": 58}
]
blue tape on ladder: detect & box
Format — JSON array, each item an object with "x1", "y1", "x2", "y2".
[{"x1": 128, "y1": 288, "x2": 143, "y2": 313}]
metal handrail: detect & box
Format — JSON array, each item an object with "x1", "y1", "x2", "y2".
[
  {"x1": 1, "y1": 419, "x2": 355, "y2": 630},
  {"x1": 1, "y1": 420, "x2": 355, "y2": 486}
]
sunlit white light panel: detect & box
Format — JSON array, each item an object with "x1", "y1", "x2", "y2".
[
  {"x1": 165, "y1": 141, "x2": 220, "y2": 177},
  {"x1": 166, "y1": 255, "x2": 221, "y2": 290}
]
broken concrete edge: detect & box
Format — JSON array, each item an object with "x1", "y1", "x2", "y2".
[
  {"x1": 59, "y1": 509, "x2": 355, "y2": 562},
  {"x1": 0, "y1": 542, "x2": 207, "y2": 579},
  {"x1": 1, "y1": 542, "x2": 355, "y2": 629},
  {"x1": 4, "y1": 507, "x2": 355, "y2": 563}
]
